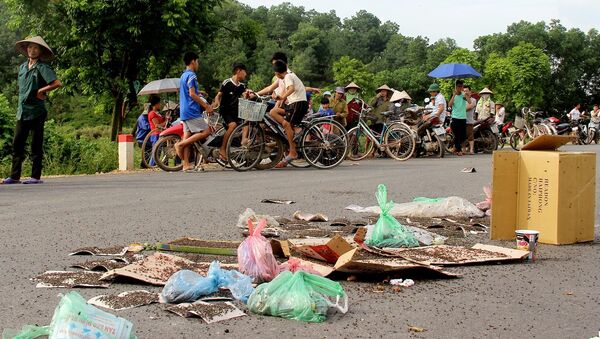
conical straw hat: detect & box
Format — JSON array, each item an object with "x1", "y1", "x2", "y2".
[{"x1": 15, "y1": 36, "x2": 54, "y2": 61}]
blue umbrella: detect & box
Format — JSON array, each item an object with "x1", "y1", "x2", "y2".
[{"x1": 428, "y1": 63, "x2": 481, "y2": 79}]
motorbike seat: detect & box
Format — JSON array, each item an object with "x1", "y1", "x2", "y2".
[{"x1": 556, "y1": 123, "x2": 570, "y2": 130}]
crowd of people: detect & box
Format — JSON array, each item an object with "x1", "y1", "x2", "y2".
[{"x1": 3, "y1": 35, "x2": 596, "y2": 182}]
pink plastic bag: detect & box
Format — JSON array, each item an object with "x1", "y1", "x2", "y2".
[
  {"x1": 279, "y1": 257, "x2": 324, "y2": 276},
  {"x1": 237, "y1": 219, "x2": 279, "y2": 283}
]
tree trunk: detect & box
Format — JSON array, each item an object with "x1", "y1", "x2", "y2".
[{"x1": 110, "y1": 92, "x2": 124, "y2": 141}]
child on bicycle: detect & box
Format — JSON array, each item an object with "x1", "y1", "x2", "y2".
[
  {"x1": 212, "y1": 63, "x2": 248, "y2": 161},
  {"x1": 259, "y1": 60, "x2": 308, "y2": 167}
]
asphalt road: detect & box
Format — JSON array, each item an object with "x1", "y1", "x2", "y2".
[{"x1": 1, "y1": 146, "x2": 599, "y2": 338}]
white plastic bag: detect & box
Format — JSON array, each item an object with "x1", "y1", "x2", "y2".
[
  {"x1": 347, "y1": 196, "x2": 485, "y2": 218},
  {"x1": 236, "y1": 208, "x2": 279, "y2": 228}
]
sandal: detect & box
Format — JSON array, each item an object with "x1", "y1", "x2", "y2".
[
  {"x1": 182, "y1": 168, "x2": 199, "y2": 173},
  {"x1": 275, "y1": 154, "x2": 297, "y2": 169},
  {"x1": 22, "y1": 178, "x2": 43, "y2": 184},
  {"x1": 1, "y1": 177, "x2": 21, "y2": 184}
]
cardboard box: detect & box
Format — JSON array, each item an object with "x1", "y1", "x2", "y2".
[
  {"x1": 491, "y1": 135, "x2": 596, "y2": 244},
  {"x1": 288, "y1": 236, "x2": 355, "y2": 264}
]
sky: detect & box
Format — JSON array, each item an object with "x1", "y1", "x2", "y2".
[{"x1": 237, "y1": 0, "x2": 599, "y2": 48}]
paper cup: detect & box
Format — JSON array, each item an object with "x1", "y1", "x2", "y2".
[{"x1": 515, "y1": 230, "x2": 539, "y2": 261}]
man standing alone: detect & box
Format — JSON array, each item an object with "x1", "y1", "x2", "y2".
[{"x1": 3, "y1": 36, "x2": 61, "y2": 184}]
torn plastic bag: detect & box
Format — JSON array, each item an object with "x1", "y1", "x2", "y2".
[
  {"x1": 279, "y1": 257, "x2": 324, "y2": 276},
  {"x1": 247, "y1": 271, "x2": 348, "y2": 323},
  {"x1": 237, "y1": 219, "x2": 280, "y2": 283},
  {"x1": 3, "y1": 291, "x2": 137, "y2": 339},
  {"x1": 347, "y1": 196, "x2": 485, "y2": 218},
  {"x1": 236, "y1": 208, "x2": 279, "y2": 228},
  {"x1": 365, "y1": 185, "x2": 420, "y2": 248},
  {"x1": 160, "y1": 261, "x2": 254, "y2": 304}
]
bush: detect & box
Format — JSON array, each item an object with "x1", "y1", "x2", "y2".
[{"x1": 0, "y1": 119, "x2": 118, "y2": 177}]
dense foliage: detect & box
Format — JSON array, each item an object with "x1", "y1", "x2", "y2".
[{"x1": 1, "y1": 1, "x2": 599, "y2": 175}]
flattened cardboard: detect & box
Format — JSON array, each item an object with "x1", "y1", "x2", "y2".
[
  {"x1": 71, "y1": 259, "x2": 128, "y2": 272},
  {"x1": 289, "y1": 236, "x2": 355, "y2": 264},
  {"x1": 69, "y1": 246, "x2": 128, "y2": 256},
  {"x1": 270, "y1": 239, "x2": 291, "y2": 258},
  {"x1": 88, "y1": 290, "x2": 158, "y2": 311},
  {"x1": 333, "y1": 249, "x2": 458, "y2": 277},
  {"x1": 100, "y1": 252, "x2": 236, "y2": 286},
  {"x1": 378, "y1": 244, "x2": 529, "y2": 266},
  {"x1": 520, "y1": 134, "x2": 571, "y2": 151},
  {"x1": 34, "y1": 271, "x2": 111, "y2": 288},
  {"x1": 166, "y1": 301, "x2": 246, "y2": 323},
  {"x1": 492, "y1": 141, "x2": 596, "y2": 244},
  {"x1": 293, "y1": 211, "x2": 329, "y2": 222}
]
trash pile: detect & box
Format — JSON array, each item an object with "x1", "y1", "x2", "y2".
[{"x1": 6, "y1": 184, "x2": 531, "y2": 337}]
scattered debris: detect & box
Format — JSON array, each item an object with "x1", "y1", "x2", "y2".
[
  {"x1": 34, "y1": 271, "x2": 111, "y2": 288},
  {"x1": 390, "y1": 279, "x2": 414, "y2": 287},
  {"x1": 461, "y1": 167, "x2": 477, "y2": 173},
  {"x1": 88, "y1": 290, "x2": 158, "y2": 311},
  {"x1": 166, "y1": 301, "x2": 246, "y2": 324},
  {"x1": 69, "y1": 246, "x2": 128, "y2": 256},
  {"x1": 293, "y1": 210, "x2": 329, "y2": 222},
  {"x1": 408, "y1": 325, "x2": 426, "y2": 333},
  {"x1": 238, "y1": 219, "x2": 280, "y2": 283},
  {"x1": 261, "y1": 199, "x2": 295, "y2": 204},
  {"x1": 288, "y1": 236, "x2": 355, "y2": 264}
]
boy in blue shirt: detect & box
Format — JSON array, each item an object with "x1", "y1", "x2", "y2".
[
  {"x1": 174, "y1": 52, "x2": 214, "y2": 172},
  {"x1": 318, "y1": 97, "x2": 334, "y2": 117}
]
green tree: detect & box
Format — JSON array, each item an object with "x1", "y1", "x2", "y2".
[
  {"x1": 332, "y1": 56, "x2": 375, "y2": 94},
  {"x1": 4, "y1": 0, "x2": 223, "y2": 140}
]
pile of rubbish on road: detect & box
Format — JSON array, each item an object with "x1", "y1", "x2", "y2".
[{"x1": 6, "y1": 184, "x2": 533, "y2": 337}]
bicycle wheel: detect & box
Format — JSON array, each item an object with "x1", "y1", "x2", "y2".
[
  {"x1": 255, "y1": 133, "x2": 284, "y2": 170},
  {"x1": 480, "y1": 129, "x2": 498, "y2": 153},
  {"x1": 384, "y1": 124, "x2": 416, "y2": 161},
  {"x1": 346, "y1": 126, "x2": 374, "y2": 161},
  {"x1": 509, "y1": 130, "x2": 526, "y2": 150},
  {"x1": 141, "y1": 130, "x2": 159, "y2": 168},
  {"x1": 226, "y1": 123, "x2": 264, "y2": 172},
  {"x1": 153, "y1": 135, "x2": 182, "y2": 172},
  {"x1": 302, "y1": 120, "x2": 348, "y2": 169},
  {"x1": 586, "y1": 129, "x2": 596, "y2": 144}
]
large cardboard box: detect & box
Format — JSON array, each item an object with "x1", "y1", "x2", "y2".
[{"x1": 491, "y1": 135, "x2": 596, "y2": 244}]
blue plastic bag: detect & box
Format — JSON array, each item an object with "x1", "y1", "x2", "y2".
[{"x1": 160, "y1": 261, "x2": 254, "y2": 304}]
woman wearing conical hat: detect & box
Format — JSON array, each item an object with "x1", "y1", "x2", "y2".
[
  {"x1": 368, "y1": 84, "x2": 393, "y2": 133},
  {"x1": 476, "y1": 87, "x2": 495, "y2": 120},
  {"x1": 345, "y1": 82, "x2": 363, "y2": 130},
  {"x1": 2, "y1": 36, "x2": 61, "y2": 185}
]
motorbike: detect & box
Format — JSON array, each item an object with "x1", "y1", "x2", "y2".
[
  {"x1": 445, "y1": 116, "x2": 498, "y2": 153},
  {"x1": 402, "y1": 100, "x2": 446, "y2": 158},
  {"x1": 151, "y1": 114, "x2": 229, "y2": 172},
  {"x1": 498, "y1": 120, "x2": 516, "y2": 148},
  {"x1": 546, "y1": 115, "x2": 589, "y2": 144}
]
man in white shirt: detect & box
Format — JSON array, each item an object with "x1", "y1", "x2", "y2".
[{"x1": 568, "y1": 103, "x2": 581, "y2": 121}]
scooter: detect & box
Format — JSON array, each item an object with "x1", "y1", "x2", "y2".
[
  {"x1": 587, "y1": 117, "x2": 600, "y2": 144},
  {"x1": 404, "y1": 99, "x2": 446, "y2": 158},
  {"x1": 498, "y1": 120, "x2": 515, "y2": 148}
]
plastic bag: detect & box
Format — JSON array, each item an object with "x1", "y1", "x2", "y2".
[
  {"x1": 236, "y1": 208, "x2": 279, "y2": 228},
  {"x1": 237, "y1": 219, "x2": 279, "y2": 283},
  {"x1": 279, "y1": 257, "x2": 324, "y2": 276},
  {"x1": 347, "y1": 196, "x2": 485, "y2": 218},
  {"x1": 247, "y1": 271, "x2": 348, "y2": 323},
  {"x1": 160, "y1": 261, "x2": 254, "y2": 304},
  {"x1": 365, "y1": 185, "x2": 419, "y2": 248},
  {"x1": 2, "y1": 325, "x2": 49, "y2": 339}
]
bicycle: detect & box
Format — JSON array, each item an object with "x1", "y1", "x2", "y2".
[
  {"x1": 140, "y1": 107, "x2": 178, "y2": 168},
  {"x1": 153, "y1": 112, "x2": 229, "y2": 172},
  {"x1": 226, "y1": 96, "x2": 349, "y2": 171},
  {"x1": 346, "y1": 101, "x2": 415, "y2": 161},
  {"x1": 509, "y1": 108, "x2": 553, "y2": 150}
]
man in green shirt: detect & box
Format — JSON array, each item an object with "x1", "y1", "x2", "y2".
[
  {"x1": 2, "y1": 36, "x2": 61, "y2": 184},
  {"x1": 448, "y1": 79, "x2": 469, "y2": 156}
]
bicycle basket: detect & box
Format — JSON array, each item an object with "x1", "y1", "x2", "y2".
[
  {"x1": 514, "y1": 115, "x2": 525, "y2": 129},
  {"x1": 238, "y1": 98, "x2": 268, "y2": 121}
]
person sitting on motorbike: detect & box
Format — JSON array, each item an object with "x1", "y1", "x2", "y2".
[
  {"x1": 212, "y1": 62, "x2": 248, "y2": 161},
  {"x1": 568, "y1": 103, "x2": 582, "y2": 122},
  {"x1": 258, "y1": 60, "x2": 308, "y2": 168},
  {"x1": 591, "y1": 104, "x2": 600, "y2": 119},
  {"x1": 417, "y1": 83, "x2": 446, "y2": 138},
  {"x1": 494, "y1": 102, "x2": 505, "y2": 125}
]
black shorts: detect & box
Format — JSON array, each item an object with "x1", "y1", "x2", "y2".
[
  {"x1": 221, "y1": 109, "x2": 241, "y2": 126},
  {"x1": 284, "y1": 101, "x2": 309, "y2": 125}
]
